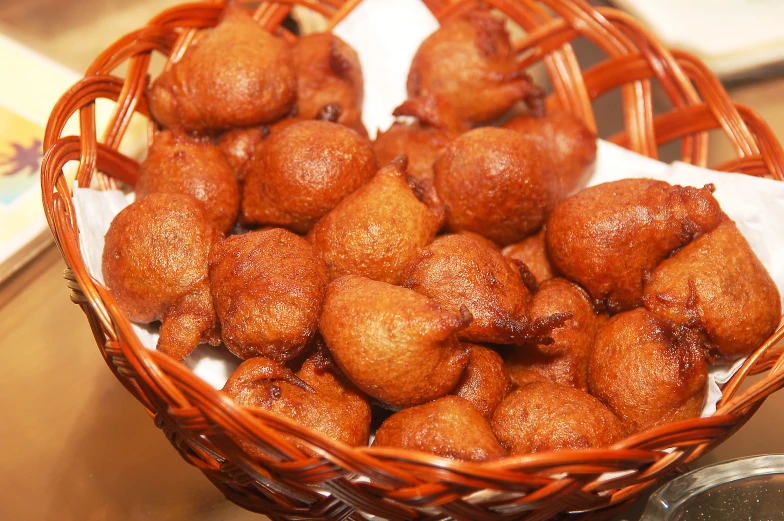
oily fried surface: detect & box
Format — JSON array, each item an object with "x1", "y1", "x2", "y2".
[
  {"x1": 148, "y1": 6, "x2": 295, "y2": 133},
  {"x1": 491, "y1": 382, "x2": 625, "y2": 455},
  {"x1": 503, "y1": 110, "x2": 596, "y2": 196},
  {"x1": 373, "y1": 95, "x2": 466, "y2": 183},
  {"x1": 402, "y1": 233, "x2": 532, "y2": 345},
  {"x1": 407, "y1": 11, "x2": 541, "y2": 124},
  {"x1": 434, "y1": 127, "x2": 557, "y2": 246},
  {"x1": 452, "y1": 344, "x2": 513, "y2": 419},
  {"x1": 373, "y1": 396, "x2": 506, "y2": 462},
  {"x1": 293, "y1": 33, "x2": 364, "y2": 133},
  {"x1": 546, "y1": 179, "x2": 722, "y2": 312},
  {"x1": 307, "y1": 157, "x2": 444, "y2": 284},
  {"x1": 102, "y1": 193, "x2": 218, "y2": 360},
  {"x1": 319, "y1": 275, "x2": 471, "y2": 409},
  {"x1": 218, "y1": 126, "x2": 266, "y2": 183},
  {"x1": 136, "y1": 130, "x2": 239, "y2": 233},
  {"x1": 223, "y1": 354, "x2": 371, "y2": 454},
  {"x1": 588, "y1": 308, "x2": 708, "y2": 434},
  {"x1": 209, "y1": 228, "x2": 329, "y2": 362},
  {"x1": 502, "y1": 229, "x2": 555, "y2": 284},
  {"x1": 504, "y1": 278, "x2": 597, "y2": 390},
  {"x1": 644, "y1": 216, "x2": 781, "y2": 360},
  {"x1": 241, "y1": 120, "x2": 377, "y2": 233}
]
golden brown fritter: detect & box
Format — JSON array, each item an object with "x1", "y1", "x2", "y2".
[
  {"x1": 546, "y1": 179, "x2": 723, "y2": 313},
  {"x1": 434, "y1": 127, "x2": 558, "y2": 246},
  {"x1": 402, "y1": 234, "x2": 564, "y2": 345},
  {"x1": 373, "y1": 396, "x2": 506, "y2": 462},
  {"x1": 292, "y1": 33, "x2": 364, "y2": 133},
  {"x1": 319, "y1": 275, "x2": 471, "y2": 409},
  {"x1": 452, "y1": 344, "x2": 513, "y2": 419},
  {"x1": 135, "y1": 130, "x2": 239, "y2": 233},
  {"x1": 373, "y1": 95, "x2": 466, "y2": 183},
  {"x1": 502, "y1": 229, "x2": 555, "y2": 284},
  {"x1": 643, "y1": 216, "x2": 781, "y2": 360},
  {"x1": 307, "y1": 156, "x2": 444, "y2": 284},
  {"x1": 148, "y1": 6, "x2": 295, "y2": 133},
  {"x1": 407, "y1": 11, "x2": 543, "y2": 125},
  {"x1": 503, "y1": 278, "x2": 598, "y2": 390},
  {"x1": 102, "y1": 193, "x2": 219, "y2": 360},
  {"x1": 217, "y1": 127, "x2": 266, "y2": 183},
  {"x1": 503, "y1": 110, "x2": 597, "y2": 196},
  {"x1": 223, "y1": 354, "x2": 371, "y2": 451},
  {"x1": 241, "y1": 120, "x2": 377, "y2": 233},
  {"x1": 589, "y1": 308, "x2": 708, "y2": 434},
  {"x1": 491, "y1": 382, "x2": 625, "y2": 455},
  {"x1": 209, "y1": 228, "x2": 329, "y2": 362}
]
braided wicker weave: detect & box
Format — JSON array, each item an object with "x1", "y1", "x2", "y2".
[{"x1": 41, "y1": 1, "x2": 784, "y2": 519}]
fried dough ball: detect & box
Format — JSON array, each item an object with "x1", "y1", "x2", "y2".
[
  {"x1": 209, "y1": 228, "x2": 329, "y2": 362},
  {"x1": 373, "y1": 396, "x2": 506, "y2": 462},
  {"x1": 643, "y1": 216, "x2": 781, "y2": 360},
  {"x1": 589, "y1": 308, "x2": 708, "y2": 434},
  {"x1": 503, "y1": 110, "x2": 597, "y2": 196},
  {"x1": 319, "y1": 275, "x2": 471, "y2": 409},
  {"x1": 217, "y1": 104, "x2": 346, "y2": 183},
  {"x1": 217, "y1": 127, "x2": 265, "y2": 183},
  {"x1": 223, "y1": 354, "x2": 371, "y2": 452},
  {"x1": 402, "y1": 234, "x2": 564, "y2": 345},
  {"x1": 293, "y1": 33, "x2": 364, "y2": 133},
  {"x1": 373, "y1": 95, "x2": 467, "y2": 183},
  {"x1": 102, "y1": 193, "x2": 219, "y2": 360},
  {"x1": 491, "y1": 382, "x2": 626, "y2": 455},
  {"x1": 503, "y1": 278, "x2": 598, "y2": 390},
  {"x1": 546, "y1": 179, "x2": 723, "y2": 313},
  {"x1": 241, "y1": 120, "x2": 377, "y2": 233},
  {"x1": 407, "y1": 11, "x2": 543, "y2": 125},
  {"x1": 135, "y1": 130, "x2": 239, "y2": 233},
  {"x1": 452, "y1": 344, "x2": 513, "y2": 419},
  {"x1": 502, "y1": 229, "x2": 555, "y2": 284},
  {"x1": 307, "y1": 156, "x2": 444, "y2": 284},
  {"x1": 148, "y1": 6, "x2": 295, "y2": 133},
  {"x1": 434, "y1": 127, "x2": 557, "y2": 245}
]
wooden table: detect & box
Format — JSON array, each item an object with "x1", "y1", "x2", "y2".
[{"x1": 1, "y1": 1, "x2": 782, "y2": 520}]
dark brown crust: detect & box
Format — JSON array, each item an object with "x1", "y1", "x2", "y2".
[
  {"x1": 588, "y1": 308, "x2": 708, "y2": 434},
  {"x1": 136, "y1": 130, "x2": 239, "y2": 233},
  {"x1": 452, "y1": 344, "x2": 513, "y2": 419},
  {"x1": 491, "y1": 382, "x2": 626, "y2": 455},
  {"x1": 374, "y1": 396, "x2": 506, "y2": 462},
  {"x1": 546, "y1": 179, "x2": 722, "y2": 312},
  {"x1": 148, "y1": 5, "x2": 296, "y2": 133},
  {"x1": 241, "y1": 120, "x2": 377, "y2": 233},
  {"x1": 319, "y1": 275, "x2": 471, "y2": 409},
  {"x1": 307, "y1": 158, "x2": 444, "y2": 284},
  {"x1": 209, "y1": 228, "x2": 329, "y2": 362},
  {"x1": 102, "y1": 193, "x2": 219, "y2": 360},
  {"x1": 434, "y1": 127, "x2": 558, "y2": 246},
  {"x1": 643, "y1": 216, "x2": 781, "y2": 359}
]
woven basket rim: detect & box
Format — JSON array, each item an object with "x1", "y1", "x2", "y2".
[{"x1": 40, "y1": 1, "x2": 784, "y2": 518}]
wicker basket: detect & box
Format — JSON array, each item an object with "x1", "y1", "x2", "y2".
[{"x1": 41, "y1": 1, "x2": 784, "y2": 519}]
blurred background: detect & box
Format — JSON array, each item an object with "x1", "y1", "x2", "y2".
[{"x1": 0, "y1": 1, "x2": 782, "y2": 520}]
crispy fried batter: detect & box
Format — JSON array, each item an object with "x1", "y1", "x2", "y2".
[
  {"x1": 589, "y1": 308, "x2": 708, "y2": 434},
  {"x1": 102, "y1": 193, "x2": 219, "y2": 360},
  {"x1": 148, "y1": 6, "x2": 295, "y2": 133},
  {"x1": 644, "y1": 216, "x2": 781, "y2": 360},
  {"x1": 491, "y1": 382, "x2": 625, "y2": 454},
  {"x1": 373, "y1": 396, "x2": 506, "y2": 461},
  {"x1": 209, "y1": 228, "x2": 329, "y2": 362},
  {"x1": 546, "y1": 179, "x2": 722, "y2": 312},
  {"x1": 319, "y1": 275, "x2": 471, "y2": 409},
  {"x1": 452, "y1": 344, "x2": 513, "y2": 419}
]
